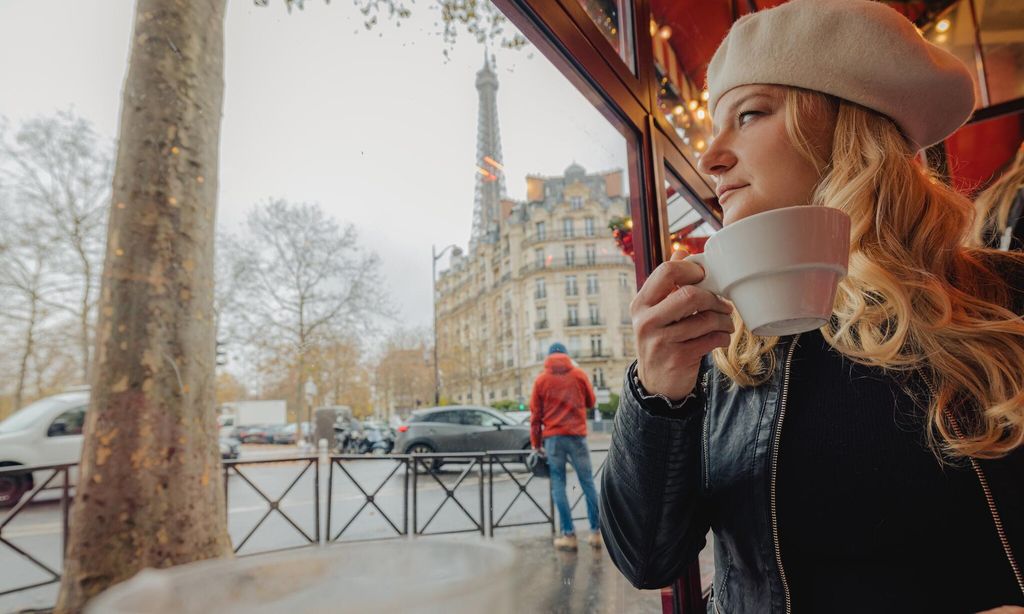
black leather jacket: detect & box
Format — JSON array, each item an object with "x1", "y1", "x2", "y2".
[{"x1": 601, "y1": 335, "x2": 1024, "y2": 613}]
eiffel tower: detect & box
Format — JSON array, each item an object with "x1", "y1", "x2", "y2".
[{"x1": 470, "y1": 50, "x2": 507, "y2": 249}]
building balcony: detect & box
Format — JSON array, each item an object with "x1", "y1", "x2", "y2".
[
  {"x1": 534, "y1": 320, "x2": 549, "y2": 330},
  {"x1": 534, "y1": 290, "x2": 547, "y2": 299},
  {"x1": 520, "y1": 255, "x2": 632, "y2": 275},
  {"x1": 564, "y1": 318, "x2": 604, "y2": 328}
]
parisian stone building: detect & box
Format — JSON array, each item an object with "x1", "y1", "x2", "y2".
[
  {"x1": 434, "y1": 55, "x2": 638, "y2": 408},
  {"x1": 435, "y1": 164, "x2": 638, "y2": 407}
]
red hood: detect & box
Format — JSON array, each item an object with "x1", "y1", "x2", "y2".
[{"x1": 544, "y1": 353, "x2": 574, "y2": 374}]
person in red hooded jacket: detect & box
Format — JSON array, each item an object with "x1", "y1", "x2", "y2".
[{"x1": 530, "y1": 342, "x2": 600, "y2": 551}]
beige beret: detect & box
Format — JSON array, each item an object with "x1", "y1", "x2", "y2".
[{"x1": 706, "y1": 0, "x2": 976, "y2": 150}]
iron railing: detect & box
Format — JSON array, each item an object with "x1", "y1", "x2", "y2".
[
  {"x1": 222, "y1": 456, "x2": 320, "y2": 556},
  {"x1": 0, "y1": 463, "x2": 73, "y2": 597},
  {"x1": 3, "y1": 447, "x2": 702, "y2": 611}
]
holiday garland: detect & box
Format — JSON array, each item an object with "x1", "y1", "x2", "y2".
[{"x1": 609, "y1": 216, "x2": 709, "y2": 259}]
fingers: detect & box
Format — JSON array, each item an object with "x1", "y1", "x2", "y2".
[
  {"x1": 633, "y1": 257, "x2": 708, "y2": 308},
  {"x1": 638, "y1": 284, "x2": 733, "y2": 330},
  {"x1": 661, "y1": 310, "x2": 735, "y2": 343},
  {"x1": 677, "y1": 330, "x2": 733, "y2": 357}
]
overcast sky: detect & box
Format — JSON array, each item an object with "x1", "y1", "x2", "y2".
[{"x1": 0, "y1": 0, "x2": 628, "y2": 332}]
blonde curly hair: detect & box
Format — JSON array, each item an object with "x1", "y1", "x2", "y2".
[{"x1": 712, "y1": 87, "x2": 1024, "y2": 462}]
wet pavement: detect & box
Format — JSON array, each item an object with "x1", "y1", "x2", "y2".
[{"x1": 499, "y1": 527, "x2": 664, "y2": 613}]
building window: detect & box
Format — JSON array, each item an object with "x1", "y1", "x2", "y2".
[
  {"x1": 567, "y1": 304, "x2": 579, "y2": 326},
  {"x1": 563, "y1": 218, "x2": 575, "y2": 238},
  {"x1": 588, "y1": 303, "x2": 601, "y2": 325},
  {"x1": 535, "y1": 277, "x2": 546, "y2": 299},
  {"x1": 568, "y1": 336, "x2": 581, "y2": 356},
  {"x1": 565, "y1": 275, "x2": 578, "y2": 296},
  {"x1": 570, "y1": 196, "x2": 584, "y2": 210},
  {"x1": 536, "y1": 306, "x2": 548, "y2": 329},
  {"x1": 535, "y1": 248, "x2": 545, "y2": 268},
  {"x1": 536, "y1": 221, "x2": 546, "y2": 241},
  {"x1": 586, "y1": 273, "x2": 599, "y2": 294},
  {"x1": 592, "y1": 368, "x2": 606, "y2": 389},
  {"x1": 564, "y1": 245, "x2": 576, "y2": 266},
  {"x1": 623, "y1": 333, "x2": 635, "y2": 358},
  {"x1": 489, "y1": 390, "x2": 495, "y2": 400},
  {"x1": 590, "y1": 335, "x2": 603, "y2": 357},
  {"x1": 585, "y1": 244, "x2": 597, "y2": 265},
  {"x1": 619, "y1": 272, "x2": 629, "y2": 289},
  {"x1": 584, "y1": 217, "x2": 595, "y2": 236}
]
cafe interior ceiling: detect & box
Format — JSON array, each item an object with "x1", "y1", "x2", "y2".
[
  {"x1": 649, "y1": 0, "x2": 959, "y2": 76},
  {"x1": 649, "y1": 0, "x2": 1016, "y2": 110}
]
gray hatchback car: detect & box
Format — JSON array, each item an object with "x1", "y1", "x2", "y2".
[{"x1": 394, "y1": 406, "x2": 531, "y2": 462}]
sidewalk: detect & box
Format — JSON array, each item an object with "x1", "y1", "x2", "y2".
[{"x1": 465, "y1": 524, "x2": 665, "y2": 613}]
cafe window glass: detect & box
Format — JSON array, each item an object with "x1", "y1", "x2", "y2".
[{"x1": 574, "y1": 0, "x2": 637, "y2": 73}]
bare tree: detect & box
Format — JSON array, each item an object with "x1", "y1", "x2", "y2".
[
  {"x1": 226, "y1": 199, "x2": 389, "y2": 423},
  {"x1": 0, "y1": 111, "x2": 112, "y2": 382},
  {"x1": 0, "y1": 233, "x2": 60, "y2": 411},
  {"x1": 375, "y1": 327, "x2": 435, "y2": 416},
  {"x1": 56, "y1": 1, "x2": 231, "y2": 610}
]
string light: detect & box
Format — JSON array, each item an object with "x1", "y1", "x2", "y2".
[
  {"x1": 688, "y1": 100, "x2": 698, "y2": 111},
  {"x1": 658, "y1": 25, "x2": 672, "y2": 40},
  {"x1": 701, "y1": 90, "x2": 709, "y2": 102},
  {"x1": 673, "y1": 105, "x2": 684, "y2": 115},
  {"x1": 936, "y1": 19, "x2": 950, "y2": 33},
  {"x1": 696, "y1": 108, "x2": 706, "y2": 121}
]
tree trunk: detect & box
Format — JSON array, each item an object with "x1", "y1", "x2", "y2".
[
  {"x1": 56, "y1": 1, "x2": 230, "y2": 611},
  {"x1": 79, "y1": 250, "x2": 93, "y2": 382},
  {"x1": 14, "y1": 293, "x2": 38, "y2": 412}
]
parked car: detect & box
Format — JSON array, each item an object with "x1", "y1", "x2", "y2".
[
  {"x1": 0, "y1": 391, "x2": 246, "y2": 507},
  {"x1": 394, "y1": 406, "x2": 531, "y2": 469},
  {"x1": 237, "y1": 424, "x2": 275, "y2": 444},
  {"x1": 272, "y1": 422, "x2": 311, "y2": 445},
  {"x1": 219, "y1": 437, "x2": 241, "y2": 460},
  {"x1": 0, "y1": 391, "x2": 89, "y2": 507},
  {"x1": 504, "y1": 410, "x2": 531, "y2": 425}
]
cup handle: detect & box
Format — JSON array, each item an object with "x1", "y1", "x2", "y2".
[{"x1": 683, "y1": 253, "x2": 721, "y2": 295}]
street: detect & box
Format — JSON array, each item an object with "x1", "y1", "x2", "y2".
[{"x1": 1, "y1": 441, "x2": 628, "y2": 613}]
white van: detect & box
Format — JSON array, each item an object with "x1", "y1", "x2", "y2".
[
  {"x1": 0, "y1": 391, "x2": 240, "y2": 507},
  {"x1": 0, "y1": 391, "x2": 89, "y2": 507}
]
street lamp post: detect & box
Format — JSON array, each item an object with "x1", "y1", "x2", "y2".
[{"x1": 432, "y1": 243, "x2": 459, "y2": 405}]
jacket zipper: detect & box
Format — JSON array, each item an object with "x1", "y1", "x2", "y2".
[
  {"x1": 919, "y1": 372, "x2": 1024, "y2": 597},
  {"x1": 702, "y1": 369, "x2": 712, "y2": 490},
  {"x1": 769, "y1": 334, "x2": 800, "y2": 614}
]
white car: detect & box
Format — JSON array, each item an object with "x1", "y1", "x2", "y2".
[
  {"x1": 0, "y1": 390, "x2": 89, "y2": 507},
  {"x1": 0, "y1": 391, "x2": 241, "y2": 507}
]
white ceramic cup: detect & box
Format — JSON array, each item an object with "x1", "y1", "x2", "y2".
[{"x1": 685, "y1": 206, "x2": 851, "y2": 337}]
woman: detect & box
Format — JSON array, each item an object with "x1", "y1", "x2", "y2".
[{"x1": 600, "y1": 1, "x2": 1024, "y2": 613}]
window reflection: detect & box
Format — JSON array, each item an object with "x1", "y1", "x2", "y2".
[
  {"x1": 575, "y1": 0, "x2": 636, "y2": 73},
  {"x1": 649, "y1": 2, "x2": 735, "y2": 165},
  {"x1": 921, "y1": 0, "x2": 1024, "y2": 106}
]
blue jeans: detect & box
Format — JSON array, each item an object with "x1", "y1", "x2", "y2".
[{"x1": 544, "y1": 435, "x2": 600, "y2": 536}]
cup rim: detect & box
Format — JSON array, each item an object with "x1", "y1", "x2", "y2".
[{"x1": 708, "y1": 205, "x2": 847, "y2": 245}]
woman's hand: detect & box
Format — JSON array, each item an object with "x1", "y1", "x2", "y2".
[
  {"x1": 975, "y1": 607, "x2": 1024, "y2": 613},
  {"x1": 631, "y1": 249, "x2": 735, "y2": 401}
]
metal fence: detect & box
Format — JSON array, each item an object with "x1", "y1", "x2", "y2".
[{"x1": 0, "y1": 448, "x2": 609, "y2": 601}]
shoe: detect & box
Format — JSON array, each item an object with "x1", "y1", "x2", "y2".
[
  {"x1": 553, "y1": 534, "x2": 578, "y2": 551},
  {"x1": 587, "y1": 532, "x2": 602, "y2": 549}
]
